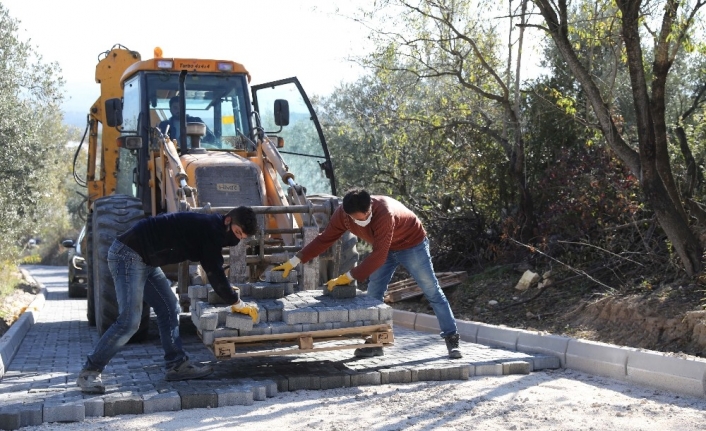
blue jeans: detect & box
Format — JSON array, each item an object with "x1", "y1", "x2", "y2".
[
  {"x1": 367, "y1": 238, "x2": 458, "y2": 338},
  {"x1": 85, "y1": 240, "x2": 187, "y2": 372}
]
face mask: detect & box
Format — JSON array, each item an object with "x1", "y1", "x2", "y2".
[{"x1": 353, "y1": 210, "x2": 372, "y2": 227}]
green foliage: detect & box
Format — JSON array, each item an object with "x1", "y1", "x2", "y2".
[{"x1": 0, "y1": 4, "x2": 73, "y2": 263}]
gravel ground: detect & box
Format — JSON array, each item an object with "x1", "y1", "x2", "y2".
[{"x1": 22, "y1": 368, "x2": 706, "y2": 431}]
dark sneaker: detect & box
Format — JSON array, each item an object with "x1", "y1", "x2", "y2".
[
  {"x1": 77, "y1": 369, "x2": 106, "y2": 394},
  {"x1": 445, "y1": 333, "x2": 463, "y2": 359},
  {"x1": 165, "y1": 360, "x2": 213, "y2": 381},
  {"x1": 354, "y1": 339, "x2": 384, "y2": 358}
]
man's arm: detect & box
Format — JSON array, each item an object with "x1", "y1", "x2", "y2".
[{"x1": 200, "y1": 255, "x2": 240, "y2": 304}]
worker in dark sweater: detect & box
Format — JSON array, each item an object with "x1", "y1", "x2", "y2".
[{"x1": 77, "y1": 207, "x2": 258, "y2": 394}]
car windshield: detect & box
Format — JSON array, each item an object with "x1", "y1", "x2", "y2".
[{"x1": 146, "y1": 73, "x2": 252, "y2": 150}]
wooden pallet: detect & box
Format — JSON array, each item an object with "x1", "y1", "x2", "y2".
[
  {"x1": 384, "y1": 271, "x2": 468, "y2": 303},
  {"x1": 207, "y1": 324, "x2": 394, "y2": 359}
]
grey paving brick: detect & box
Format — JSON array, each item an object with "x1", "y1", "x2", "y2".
[
  {"x1": 208, "y1": 289, "x2": 229, "y2": 305},
  {"x1": 103, "y1": 393, "x2": 143, "y2": 417},
  {"x1": 532, "y1": 354, "x2": 562, "y2": 371},
  {"x1": 225, "y1": 312, "x2": 254, "y2": 331},
  {"x1": 179, "y1": 389, "x2": 218, "y2": 409},
  {"x1": 142, "y1": 390, "x2": 181, "y2": 413},
  {"x1": 349, "y1": 305, "x2": 379, "y2": 321},
  {"x1": 215, "y1": 386, "x2": 254, "y2": 407},
  {"x1": 320, "y1": 373, "x2": 350, "y2": 390},
  {"x1": 380, "y1": 368, "x2": 412, "y2": 384},
  {"x1": 288, "y1": 375, "x2": 321, "y2": 391},
  {"x1": 234, "y1": 283, "x2": 251, "y2": 297},
  {"x1": 239, "y1": 323, "x2": 272, "y2": 336},
  {"x1": 188, "y1": 285, "x2": 208, "y2": 300},
  {"x1": 282, "y1": 307, "x2": 318, "y2": 325},
  {"x1": 301, "y1": 323, "x2": 333, "y2": 332},
  {"x1": 262, "y1": 301, "x2": 284, "y2": 322},
  {"x1": 378, "y1": 305, "x2": 393, "y2": 321},
  {"x1": 269, "y1": 321, "x2": 303, "y2": 334},
  {"x1": 502, "y1": 361, "x2": 531, "y2": 375},
  {"x1": 43, "y1": 398, "x2": 85, "y2": 424},
  {"x1": 323, "y1": 285, "x2": 357, "y2": 298},
  {"x1": 251, "y1": 283, "x2": 287, "y2": 300},
  {"x1": 197, "y1": 311, "x2": 218, "y2": 331},
  {"x1": 316, "y1": 306, "x2": 348, "y2": 323},
  {"x1": 350, "y1": 371, "x2": 381, "y2": 387},
  {"x1": 474, "y1": 361, "x2": 504, "y2": 376},
  {"x1": 83, "y1": 397, "x2": 104, "y2": 417},
  {"x1": 263, "y1": 270, "x2": 298, "y2": 283}
]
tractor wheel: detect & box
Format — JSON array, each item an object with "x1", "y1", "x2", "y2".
[
  {"x1": 306, "y1": 194, "x2": 360, "y2": 284},
  {"x1": 91, "y1": 195, "x2": 149, "y2": 342},
  {"x1": 85, "y1": 220, "x2": 96, "y2": 326}
]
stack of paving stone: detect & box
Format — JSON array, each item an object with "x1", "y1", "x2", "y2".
[{"x1": 188, "y1": 270, "x2": 393, "y2": 347}]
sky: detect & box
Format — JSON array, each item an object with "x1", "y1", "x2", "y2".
[{"x1": 1, "y1": 0, "x2": 372, "y2": 127}]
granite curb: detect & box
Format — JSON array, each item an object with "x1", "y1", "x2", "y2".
[{"x1": 395, "y1": 309, "x2": 706, "y2": 398}]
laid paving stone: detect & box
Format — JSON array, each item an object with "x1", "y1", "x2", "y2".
[
  {"x1": 142, "y1": 390, "x2": 181, "y2": 413},
  {"x1": 43, "y1": 398, "x2": 85, "y2": 423},
  {"x1": 1, "y1": 269, "x2": 562, "y2": 429}
]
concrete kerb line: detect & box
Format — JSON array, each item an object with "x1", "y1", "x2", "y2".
[
  {"x1": 393, "y1": 308, "x2": 706, "y2": 399},
  {"x1": 0, "y1": 270, "x2": 47, "y2": 380}
]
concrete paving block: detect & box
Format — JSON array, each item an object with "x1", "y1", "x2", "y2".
[
  {"x1": 0, "y1": 402, "x2": 43, "y2": 429},
  {"x1": 392, "y1": 309, "x2": 416, "y2": 329},
  {"x1": 378, "y1": 305, "x2": 393, "y2": 321},
  {"x1": 531, "y1": 354, "x2": 562, "y2": 371},
  {"x1": 416, "y1": 367, "x2": 442, "y2": 381},
  {"x1": 201, "y1": 330, "x2": 215, "y2": 346},
  {"x1": 179, "y1": 389, "x2": 218, "y2": 409},
  {"x1": 197, "y1": 311, "x2": 218, "y2": 331},
  {"x1": 287, "y1": 375, "x2": 321, "y2": 391},
  {"x1": 319, "y1": 373, "x2": 350, "y2": 390},
  {"x1": 565, "y1": 339, "x2": 630, "y2": 380},
  {"x1": 502, "y1": 361, "x2": 531, "y2": 375},
  {"x1": 317, "y1": 306, "x2": 349, "y2": 323},
  {"x1": 380, "y1": 367, "x2": 412, "y2": 384},
  {"x1": 323, "y1": 285, "x2": 357, "y2": 299},
  {"x1": 188, "y1": 285, "x2": 208, "y2": 300},
  {"x1": 474, "y1": 361, "x2": 504, "y2": 376},
  {"x1": 517, "y1": 330, "x2": 570, "y2": 367},
  {"x1": 350, "y1": 371, "x2": 381, "y2": 387},
  {"x1": 259, "y1": 380, "x2": 278, "y2": 397},
  {"x1": 251, "y1": 283, "x2": 286, "y2": 300},
  {"x1": 142, "y1": 390, "x2": 181, "y2": 414},
  {"x1": 269, "y1": 322, "x2": 303, "y2": 334},
  {"x1": 282, "y1": 307, "x2": 318, "y2": 325},
  {"x1": 225, "y1": 312, "x2": 254, "y2": 331},
  {"x1": 414, "y1": 313, "x2": 440, "y2": 334},
  {"x1": 215, "y1": 386, "x2": 254, "y2": 407},
  {"x1": 239, "y1": 323, "x2": 272, "y2": 336},
  {"x1": 43, "y1": 399, "x2": 85, "y2": 424},
  {"x1": 234, "y1": 283, "x2": 251, "y2": 297},
  {"x1": 438, "y1": 365, "x2": 471, "y2": 381},
  {"x1": 264, "y1": 270, "x2": 298, "y2": 283},
  {"x1": 83, "y1": 397, "x2": 104, "y2": 417},
  {"x1": 301, "y1": 323, "x2": 333, "y2": 332},
  {"x1": 476, "y1": 323, "x2": 520, "y2": 350},
  {"x1": 453, "y1": 320, "x2": 480, "y2": 343},
  {"x1": 103, "y1": 393, "x2": 143, "y2": 416},
  {"x1": 262, "y1": 301, "x2": 284, "y2": 322},
  {"x1": 349, "y1": 305, "x2": 379, "y2": 322},
  {"x1": 626, "y1": 349, "x2": 706, "y2": 397}
]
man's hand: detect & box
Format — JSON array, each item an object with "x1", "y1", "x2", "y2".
[
  {"x1": 231, "y1": 300, "x2": 259, "y2": 323},
  {"x1": 326, "y1": 273, "x2": 353, "y2": 291},
  {"x1": 272, "y1": 256, "x2": 300, "y2": 278}
]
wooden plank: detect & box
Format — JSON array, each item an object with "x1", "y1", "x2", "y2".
[
  {"x1": 209, "y1": 327, "x2": 395, "y2": 359},
  {"x1": 212, "y1": 324, "x2": 392, "y2": 345},
  {"x1": 384, "y1": 271, "x2": 468, "y2": 303}
]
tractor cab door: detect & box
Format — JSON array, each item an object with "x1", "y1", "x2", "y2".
[{"x1": 252, "y1": 77, "x2": 336, "y2": 196}]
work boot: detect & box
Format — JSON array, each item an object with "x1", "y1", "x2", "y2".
[
  {"x1": 77, "y1": 369, "x2": 106, "y2": 394},
  {"x1": 445, "y1": 333, "x2": 463, "y2": 359},
  {"x1": 353, "y1": 339, "x2": 384, "y2": 358},
  {"x1": 165, "y1": 359, "x2": 213, "y2": 381}
]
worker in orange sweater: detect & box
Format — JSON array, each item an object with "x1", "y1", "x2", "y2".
[{"x1": 274, "y1": 188, "x2": 462, "y2": 359}]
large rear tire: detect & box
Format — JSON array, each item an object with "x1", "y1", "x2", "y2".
[
  {"x1": 85, "y1": 220, "x2": 96, "y2": 326},
  {"x1": 92, "y1": 195, "x2": 150, "y2": 342}
]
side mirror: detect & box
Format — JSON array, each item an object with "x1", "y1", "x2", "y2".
[
  {"x1": 61, "y1": 239, "x2": 75, "y2": 248},
  {"x1": 105, "y1": 98, "x2": 123, "y2": 127},
  {"x1": 274, "y1": 99, "x2": 289, "y2": 126}
]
